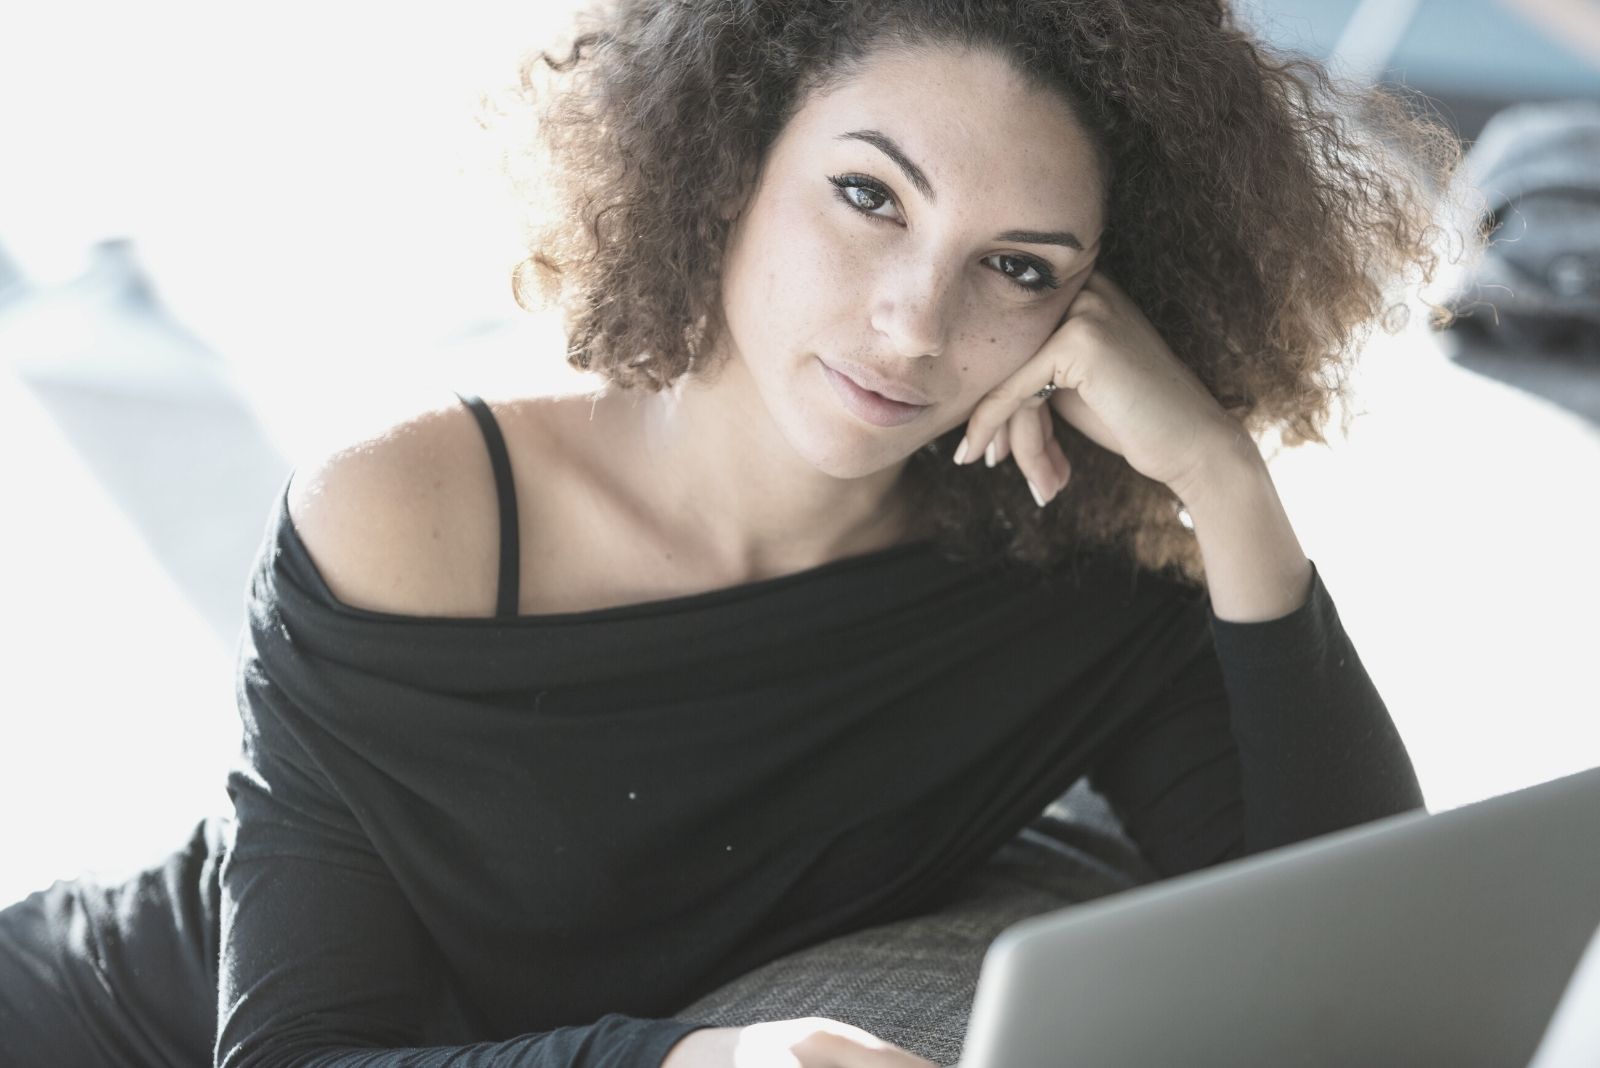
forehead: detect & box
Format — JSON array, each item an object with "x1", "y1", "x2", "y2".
[{"x1": 778, "y1": 44, "x2": 1106, "y2": 218}]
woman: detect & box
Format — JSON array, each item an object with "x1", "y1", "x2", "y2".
[{"x1": 0, "y1": 0, "x2": 1465, "y2": 1065}]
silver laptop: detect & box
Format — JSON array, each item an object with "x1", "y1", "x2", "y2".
[
  {"x1": 1526, "y1": 916, "x2": 1600, "y2": 1068},
  {"x1": 958, "y1": 764, "x2": 1600, "y2": 1068}
]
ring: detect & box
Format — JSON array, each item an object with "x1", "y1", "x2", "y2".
[{"x1": 1034, "y1": 382, "x2": 1059, "y2": 400}]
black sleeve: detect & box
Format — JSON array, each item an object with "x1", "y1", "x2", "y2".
[
  {"x1": 216, "y1": 636, "x2": 709, "y2": 1067},
  {"x1": 1086, "y1": 559, "x2": 1426, "y2": 879}
]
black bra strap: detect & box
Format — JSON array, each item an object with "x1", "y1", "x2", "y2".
[{"x1": 453, "y1": 392, "x2": 521, "y2": 619}]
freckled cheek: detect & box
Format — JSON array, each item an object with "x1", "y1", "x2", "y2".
[
  {"x1": 739, "y1": 205, "x2": 858, "y2": 322},
  {"x1": 798, "y1": 213, "x2": 876, "y2": 301},
  {"x1": 965, "y1": 306, "x2": 1053, "y2": 374}
]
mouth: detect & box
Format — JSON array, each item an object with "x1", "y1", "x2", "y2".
[
  {"x1": 819, "y1": 358, "x2": 933, "y2": 407},
  {"x1": 819, "y1": 357, "x2": 932, "y2": 428}
]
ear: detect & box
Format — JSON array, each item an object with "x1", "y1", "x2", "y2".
[{"x1": 717, "y1": 186, "x2": 752, "y2": 224}]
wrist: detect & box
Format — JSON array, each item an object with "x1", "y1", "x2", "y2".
[
  {"x1": 1172, "y1": 423, "x2": 1268, "y2": 517},
  {"x1": 660, "y1": 1027, "x2": 737, "y2": 1068},
  {"x1": 1179, "y1": 444, "x2": 1313, "y2": 623}
]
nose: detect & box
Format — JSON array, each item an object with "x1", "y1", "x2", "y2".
[{"x1": 869, "y1": 258, "x2": 957, "y2": 361}]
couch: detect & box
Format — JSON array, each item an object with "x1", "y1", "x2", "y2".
[{"x1": 672, "y1": 776, "x2": 1153, "y2": 1066}]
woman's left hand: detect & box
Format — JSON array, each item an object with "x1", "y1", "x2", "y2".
[{"x1": 954, "y1": 268, "x2": 1245, "y2": 507}]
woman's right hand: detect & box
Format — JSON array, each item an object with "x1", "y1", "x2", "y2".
[{"x1": 661, "y1": 1018, "x2": 941, "y2": 1068}]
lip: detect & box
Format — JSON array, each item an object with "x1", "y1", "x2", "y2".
[
  {"x1": 819, "y1": 358, "x2": 933, "y2": 406},
  {"x1": 820, "y1": 358, "x2": 931, "y2": 428}
]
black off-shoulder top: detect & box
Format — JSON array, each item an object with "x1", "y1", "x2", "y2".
[{"x1": 10, "y1": 393, "x2": 1427, "y2": 1068}]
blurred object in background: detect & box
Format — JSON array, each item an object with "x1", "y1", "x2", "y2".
[
  {"x1": 0, "y1": 0, "x2": 591, "y2": 904},
  {"x1": 0, "y1": 241, "x2": 25, "y2": 308},
  {"x1": 1241, "y1": 0, "x2": 1600, "y2": 423},
  {"x1": 1239, "y1": 0, "x2": 1600, "y2": 140},
  {"x1": 0, "y1": 0, "x2": 589, "y2": 464},
  {"x1": 1436, "y1": 99, "x2": 1600, "y2": 359}
]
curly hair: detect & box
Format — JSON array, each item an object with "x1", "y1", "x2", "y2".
[{"x1": 488, "y1": 0, "x2": 1469, "y2": 588}]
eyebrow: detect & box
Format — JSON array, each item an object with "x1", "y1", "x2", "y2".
[{"x1": 834, "y1": 127, "x2": 1088, "y2": 252}]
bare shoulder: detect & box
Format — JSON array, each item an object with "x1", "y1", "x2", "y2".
[{"x1": 285, "y1": 389, "x2": 573, "y2": 618}]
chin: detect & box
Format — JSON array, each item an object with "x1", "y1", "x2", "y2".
[
  {"x1": 749, "y1": 353, "x2": 916, "y2": 479},
  {"x1": 788, "y1": 414, "x2": 924, "y2": 482}
]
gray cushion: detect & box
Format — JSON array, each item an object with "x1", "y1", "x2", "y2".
[{"x1": 673, "y1": 778, "x2": 1155, "y2": 1066}]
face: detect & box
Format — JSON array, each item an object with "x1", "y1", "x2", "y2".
[{"x1": 711, "y1": 43, "x2": 1108, "y2": 479}]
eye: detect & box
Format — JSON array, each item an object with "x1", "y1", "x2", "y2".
[
  {"x1": 827, "y1": 173, "x2": 899, "y2": 220},
  {"x1": 984, "y1": 253, "x2": 1062, "y2": 294},
  {"x1": 825, "y1": 173, "x2": 1063, "y2": 295}
]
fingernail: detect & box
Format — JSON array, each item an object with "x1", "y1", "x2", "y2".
[
  {"x1": 953, "y1": 437, "x2": 969, "y2": 465},
  {"x1": 1028, "y1": 480, "x2": 1047, "y2": 508},
  {"x1": 984, "y1": 441, "x2": 996, "y2": 468}
]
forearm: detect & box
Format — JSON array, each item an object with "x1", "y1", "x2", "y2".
[
  {"x1": 1165, "y1": 431, "x2": 1427, "y2": 850},
  {"x1": 1177, "y1": 433, "x2": 1314, "y2": 624}
]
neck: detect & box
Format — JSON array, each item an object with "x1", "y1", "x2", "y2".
[{"x1": 593, "y1": 358, "x2": 927, "y2": 585}]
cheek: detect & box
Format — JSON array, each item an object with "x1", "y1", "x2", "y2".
[
  {"x1": 963, "y1": 302, "x2": 1062, "y2": 376},
  {"x1": 790, "y1": 205, "x2": 876, "y2": 305},
  {"x1": 761, "y1": 194, "x2": 851, "y2": 298},
  {"x1": 729, "y1": 197, "x2": 859, "y2": 331}
]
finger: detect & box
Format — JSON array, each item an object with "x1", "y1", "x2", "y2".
[
  {"x1": 1005, "y1": 402, "x2": 1055, "y2": 507},
  {"x1": 1079, "y1": 264, "x2": 1119, "y2": 298},
  {"x1": 795, "y1": 1029, "x2": 938, "y2": 1067},
  {"x1": 986, "y1": 422, "x2": 1010, "y2": 468},
  {"x1": 807, "y1": 1019, "x2": 885, "y2": 1044},
  {"x1": 1037, "y1": 402, "x2": 1071, "y2": 492},
  {"x1": 1030, "y1": 402, "x2": 1072, "y2": 498},
  {"x1": 775, "y1": 1017, "x2": 896, "y2": 1052},
  {"x1": 1050, "y1": 385, "x2": 1119, "y2": 457},
  {"x1": 1045, "y1": 419, "x2": 1072, "y2": 492},
  {"x1": 954, "y1": 367, "x2": 1061, "y2": 467}
]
